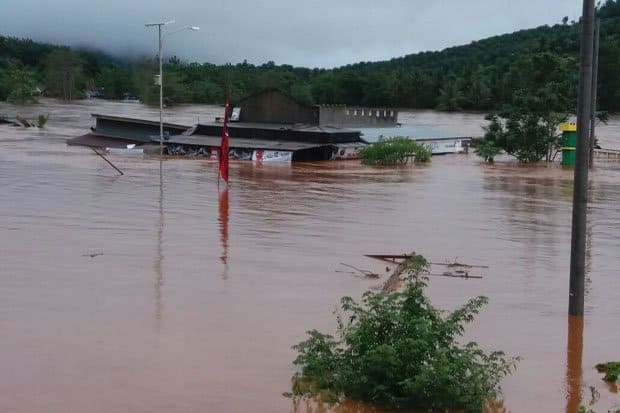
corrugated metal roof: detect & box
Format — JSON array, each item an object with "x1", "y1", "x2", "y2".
[
  {"x1": 91, "y1": 113, "x2": 190, "y2": 130},
  {"x1": 199, "y1": 121, "x2": 360, "y2": 134},
  {"x1": 67, "y1": 133, "x2": 142, "y2": 148},
  {"x1": 162, "y1": 134, "x2": 331, "y2": 152}
]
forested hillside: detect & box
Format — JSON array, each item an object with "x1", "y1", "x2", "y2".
[{"x1": 1, "y1": 0, "x2": 619, "y2": 111}]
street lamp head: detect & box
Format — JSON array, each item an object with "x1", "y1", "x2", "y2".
[
  {"x1": 166, "y1": 25, "x2": 201, "y2": 36},
  {"x1": 145, "y1": 20, "x2": 176, "y2": 27}
]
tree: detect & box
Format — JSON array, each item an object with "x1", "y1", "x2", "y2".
[
  {"x1": 95, "y1": 64, "x2": 134, "y2": 99},
  {"x1": 358, "y1": 137, "x2": 431, "y2": 165},
  {"x1": 45, "y1": 49, "x2": 85, "y2": 100},
  {"x1": 474, "y1": 140, "x2": 501, "y2": 163},
  {"x1": 436, "y1": 76, "x2": 465, "y2": 111},
  {"x1": 337, "y1": 71, "x2": 365, "y2": 105},
  {"x1": 476, "y1": 52, "x2": 575, "y2": 163},
  {"x1": 289, "y1": 82, "x2": 314, "y2": 105},
  {"x1": 6, "y1": 65, "x2": 39, "y2": 104},
  {"x1": 310, "y1": 72, "x2": 344, "y2": 104},
  {"x1": 190, "y1": 79, "x2": 223, "y2": 103},
  {"x1": 5, "y1": 7, "x2": 620, "y2": 113},
  {"x1": 256, "y1": 69, "x2": 296, "y2": 93},
  {"x1": 134, "y1": 58, "x2": 189, "y2": 106},
  {"x1": 597, "y1": 38, "x2": 620, "y2": 112},
  {"x1": 482, "y1": 112, "x2": 563, "y2": 163},
  {"x1": 460, "y1": 66, "x2": 492, "y2": 110},
  {"x1": 362, "y1": 71, "x2": 390, "y2": 106},
  {"x1": 292, "y1": 256, "x2": 516, "y2": 412},
  {"x1": 387, "y1": 68, "x2": 414, "y2": 107}
]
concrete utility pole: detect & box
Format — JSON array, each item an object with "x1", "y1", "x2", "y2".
[
  {"x1": 145, "y1": 21, "x2": 172, "y2": 158},
  {"x1": 158, "y1": 24, "x2": 164, "y2": 158},
  {"x1": 589, "y1": 18, "x2": 601, "y2": 168},
  {"x1": 145, "y1": 21, "x2": 199, "y2": 158},
  {"x1": 569, "y1": 0, "x2": 596, "y2": 316}
]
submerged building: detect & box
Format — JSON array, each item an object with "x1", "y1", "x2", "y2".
[{"x1": 68, "y1": 89, "x2": 383, "y2": 162}]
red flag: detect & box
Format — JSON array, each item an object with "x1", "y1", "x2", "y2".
[{"x1": 219, "y1": 96, "x2": 230, "y2": 184}]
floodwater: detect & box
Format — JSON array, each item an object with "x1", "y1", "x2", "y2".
[{"x1": 1, "y1": 98, "x2": 619, "y2": 413}]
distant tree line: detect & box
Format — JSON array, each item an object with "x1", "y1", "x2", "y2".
[{"x1": 1, "y1": 0, "x2": 619, "y2": 112}]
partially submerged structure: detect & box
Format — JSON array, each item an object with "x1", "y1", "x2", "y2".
[
  {"x1": 234, "y1": 88, "x2": 399, "y2": 128},
  {"x1": 68, "y1": 89, "x2": 371, "y2": 162},
  {"x1": 318, "y1": 105, "x2": 398, "y2": 128},
  {"x1": 68, "y1": 114, "x2": 188, "y2": 149},
  {"x1": 67, "y1": 89, "x2": 468, "y2": 161}
]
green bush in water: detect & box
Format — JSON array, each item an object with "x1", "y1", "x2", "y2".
[
  {"x1": 578, "y1": 406, "x2": 620, "y2": 413},
  {"x1": 37, "y1": 114, "x2": 49, "y2": 128},
  {"x1": 291, "y1": 255, "x2": 517, "y2": 412},
  {"x1": 359, "y1": 137, "x2": 431, "y2": 165},
  {"x1": 474, "y1": 139, "x2": 501, "y2": 163},
  {"x1": 596, "y1": 361, "x2": 620, "y2": 383}
]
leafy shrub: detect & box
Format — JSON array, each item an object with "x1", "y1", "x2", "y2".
[
  {"x1": 5, "y1": 65, "x2": 39, "y2": 104},
  {"x1": 596, "y1": 361, "x2": 620, "y2": 383},
  {"x1": 37, "y1": 114, "x2": 49, "y2": 128},
  {"x1": 482, "y1": 112, "x2": 565, "y2": 163},
  {"x1": 292, "y1": 256, "x2": 516, "y2": 412},
  {"x1": 578, "y1": 406, "x2": 620, "y2": 413},
  {"x1": 359, "y1": 137, "x2": 431, "y2": 165},
  {"x1": 474, "y1": 139, "x2": 501, "y2": 162}
]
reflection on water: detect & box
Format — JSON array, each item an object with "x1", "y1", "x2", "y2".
[
  {"x1": 154, "y1": 159, "x2": 165, "y2": 329},
  {"x1": 291, "y1": 398, "x2": 384, "y2": 413},
  {"x1": 219, "y1": 188, "x2": 230, "y2": 278},
  {"x1": 566, "y1": 316, "x2": 584, "y2": 413},
  {"x1": 290, "y1": 396, "x2": 509, "y2": 413},
  {"x1": 1, "y1": 99, "x2": 619, "y2": 413}
]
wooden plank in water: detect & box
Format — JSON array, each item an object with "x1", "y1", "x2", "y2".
[
  {"x1": 365, "y1": 254, "x2": 414, "y2": 263},
  {"x1": 429, "y1": 262, "x2": 489, "y2": 269},
  {"x1": 365, "y1": 254, "x2": 489, "y2": 269},
  {"x1": 381, "y1": 258, "x2": 411, "y2": 295}
]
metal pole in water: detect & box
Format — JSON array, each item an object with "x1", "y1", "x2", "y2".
[
  {"x1": 569, "y1": 0, "x2": 595, "y2": 316},
  {"x1": 91, "y1": 147, "x2": 124, "y2": 176}
]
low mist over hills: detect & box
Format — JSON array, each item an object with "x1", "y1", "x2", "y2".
[{"x1": 1, "y1": 0, "x2": 619, "y2": 112}]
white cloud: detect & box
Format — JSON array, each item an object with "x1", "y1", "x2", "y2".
[{"x1": 0, "y1": 0, "x2": 583, "y2": 68}]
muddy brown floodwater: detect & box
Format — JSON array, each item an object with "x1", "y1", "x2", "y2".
[{"x1": 1, "y1": 99, "x2": 620, "y2": 413}]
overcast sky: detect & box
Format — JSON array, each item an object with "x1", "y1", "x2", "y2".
[{"x1": 1, "y1": 0, "x2": 583, "y2": 68}]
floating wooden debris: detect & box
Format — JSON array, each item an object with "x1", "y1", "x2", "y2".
[
  {"x1": 364, "y1": 253, "x2": 486, "y2": 292},
  {"x1": 381, "y1": 256, "x2": 413, "y2": 295},
  {"x1": 429, "y1": 261, "x2": 489, "y2": 269},
  {"x1": 338, "y1": 263, "x2": 380, "y2": 279},
  {"x1": 366, "y1": 253, "x2": 488, "y2": 270},
  {"x1": 364, "y1": 253, "x2": 415, "y2": 263},
  {"x1": 431, "y1": 272, "x2": 483, "y2": 279},
  {"x1": 0, "y1": 117, "x2": 20, "y2": 127},
  {"x1": 15, "y1": 115, "x2": 34, "y2": 127},
  {"x1": 81, "y1": 252, "x2": 104, "y2": 258}
]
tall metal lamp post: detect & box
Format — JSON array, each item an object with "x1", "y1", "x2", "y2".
[{"x1": 145, "y1": 21, "x2": 200, "y2": 157}]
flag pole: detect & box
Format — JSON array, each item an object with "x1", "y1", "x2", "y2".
[{"x1": 218, "y1": 92, "x2": 230, "y2": 187}]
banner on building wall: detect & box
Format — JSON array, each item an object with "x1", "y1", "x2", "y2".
[{"x1": 251, "y1": 150, "x2": 293, "y2": 163}]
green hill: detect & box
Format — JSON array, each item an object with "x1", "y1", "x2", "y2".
[{"x1": 1, "y1": 0, "x2": 619, "y2": 111}]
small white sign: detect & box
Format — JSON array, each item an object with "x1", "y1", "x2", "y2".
[
  {"x1": 333, "y1": 144, "x2": 363, "y2": 160},
  {"x1": 252, "y1": 150, "x2": 292, "y2": 163},
  {"x1": 230, "y1": 107, "x2": 241, "y2": 121}
]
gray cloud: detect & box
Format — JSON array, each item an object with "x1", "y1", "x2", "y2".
[{"x1": 1, "y1": 0, "x2": 583, "y2": 68}]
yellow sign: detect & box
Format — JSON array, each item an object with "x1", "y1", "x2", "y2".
[{"x1": 559, "y1": 122, "x2": 577, "y2": 132}]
